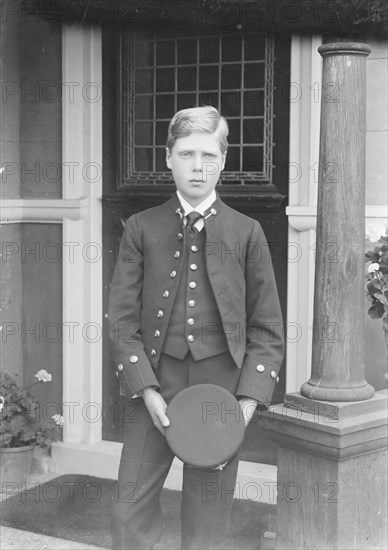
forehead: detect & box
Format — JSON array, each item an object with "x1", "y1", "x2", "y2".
[{"x1": 172, "y1": 131, "x2": 223, "y2": 153}]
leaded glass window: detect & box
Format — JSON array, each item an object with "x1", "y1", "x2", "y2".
[{"x1": 119, "y1": 28, "x2": 274, "y2": 186}]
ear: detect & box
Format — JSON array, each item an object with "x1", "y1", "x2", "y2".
[
  {"x1": 221, "y1": 152, "x2": 226, "y2": 171},
  {"x1": 165, "y1": 147, "x2": 172, "y2": 169}
]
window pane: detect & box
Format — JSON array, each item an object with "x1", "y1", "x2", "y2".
[
  {"x1": 199, "y1": 37, "x2": 219, "y2": 63},
  {"x1": 244, "y1": 34, "x2": 266, "y2": 61},
  {"x1": 156, "y1": 121, "x2": 169, "y2": 146},
  {"x1": 199, "y1": 66, "x2": 219, "y2": 91},
  {"x1": 156, "y1": 40, "x2": 175, "y2": 65},
  {"x1": 177, "y1": 39, "x2": 197, "y2": 64},
  {"x1": 225, "y1": 146, "x2": 240, "y2": 172},
  {"x1": 155, "y1": 147, "x2": 168, "y2": 171},
  {"x1": 135, "y1": 41, "x2": 154, "y2": 67},
  {"x1": 156, "y1": 94, "x2": 175, "y2": 119},
  {"x1": 227, "y1": 119, "x2": 240, "y2": 144},
  {"x1": 136, "y1": 95, "x2": 153, "y2": 120},
  {"x1": 135, "y1": 147, "x2": 153, "y2": 171},
  {"x1": 135, "y1": 122, "x2": 153, "y2": 145},
  {"x1": 221, "y1": 65, "x2": 241, "y2": 90},
  {"x1": 244, "y1": 63, "x2": 264, "y2": 88},
  {"x1": 156, "y1": 68, "x2": 175, "y2": 93},
  {"x1": 243, "y1": 147, "x2": 263, "y2": 171},
  {"x1": 178, "y1": 66, "x2": 197, "y2": 91},
  {"x1": 221, "y1": 91, "x2": 241, "y2": 117},
  {"x1": 177, "y1": 93, "x2": 197, "y2": 110},
  {"x1": 198, "y1": 92, "x2": 218, "y2": 108},
  {"x1": 243, "y1": 90, "x2": 264, "y2": 116},
  {"x1": 222, "y1": 35, "x2": 242, "y2": 62},
  {"x1": 243, "y1": 119, "x2": 263, "y2": 143},
  {"x1": 136, "y1": 69, "x2": 153, "y2": 93}
]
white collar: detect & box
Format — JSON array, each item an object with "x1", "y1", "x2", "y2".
[{"x1": 176, "y1": 190, "x2": 217, "y2": 217}]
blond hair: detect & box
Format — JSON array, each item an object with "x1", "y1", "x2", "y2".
[{"x1": 167, "y1": 106, "x2": 229, "y2": 153}]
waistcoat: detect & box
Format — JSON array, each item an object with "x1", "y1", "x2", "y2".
[{"x1": 162, "y1": 227, "x2": 228, "y2": 360}]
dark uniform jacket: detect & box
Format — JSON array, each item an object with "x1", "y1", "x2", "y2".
[{"x1": 108, "y1": 193, "x2": 285, "y2": 405}]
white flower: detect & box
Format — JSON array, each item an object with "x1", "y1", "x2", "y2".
[
  {"x1": 52, "y1": 414, "x2": 64, "y2": 426},
  {"x1": 0, "y1": 396, "x2": 4, "y2": 412},
  {"x1": 365, "y1": 223, "x2": 386, "y2": 243},
  {"x1": 368, "y1": 263, "x2": 380, "y2": 273},
  {"x1": 34, "y1": 369, "x2": 52, "y2": 383}
]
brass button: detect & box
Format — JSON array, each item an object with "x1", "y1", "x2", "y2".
[
  {"x1": 157, "y1": 310, "x2": 164, "y2": 318},
  {"x1": 154, "y1": 330, "x2": 161, "y2": 338},
  {"x1": 115, "y1": 371, "x2": 119, "y2": 378},
  {"x1": 187, "y1": 318, "x2": 195, "y2": 325},
  {"x1": 191, "y1": 245, "x2": 198, "y2": 252},
  {"x1": 163, "y1": 290, "x2": 169, "y2": 298},
  {"x1": 170, "y1": 270, "x2": 177, "y2": 278},
  {"x1": 177, "y1": 233, "x2": 183, "y2": 240},
  {"x1": 190, "y1": 264, "x2": 198, "y2": 271},
  {"x1": 117, "y1": 363, "x2": 124, "y2": 371},
  {"x1": 151, "y1": 349, "x2": 157, "y2": 356},
  {"x1": 129, "y1": 356, "x2": 138, "y2": 364},
  {"x1": 276, "y1": 376, "x2": 280, "y2": 383},
  {"x1": 270, "y1": 370, "x2": 277, "y2": 379},
  {"x1": 174, "y1": 251, "x2": 180, "y2": 258},
  {"x1": 188, "y1": 300, "x2": 196, "y2": 307},
  {"x1": 189, "y1": 281, "x2": 197, "y2": 289},
  {"x1": 187, "y1": 335, "x2": 194, "y2": 342},
  {"x1": 256, "y1": 364, "x2": 265, "y2": 373}
]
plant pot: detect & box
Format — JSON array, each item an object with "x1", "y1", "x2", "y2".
[{"x1": 0, "y1": 444, "x2": 34, "y2": 488}]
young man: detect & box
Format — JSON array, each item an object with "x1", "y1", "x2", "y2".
[{"x1": 108, "y1": 106, "x2": 284, "y2": 550}]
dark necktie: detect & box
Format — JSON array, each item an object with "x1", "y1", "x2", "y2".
[{"x1": 185, "y1": 211, "x2": 203, "y2": 236}]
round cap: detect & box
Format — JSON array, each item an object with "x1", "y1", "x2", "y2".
[{"x1": 165, "y1": 384, "x2": 245, "y2": 469}]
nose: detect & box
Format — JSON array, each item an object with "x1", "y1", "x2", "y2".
[{"x1": 192, "y1": 154, "x2": 202, "y2": 172}]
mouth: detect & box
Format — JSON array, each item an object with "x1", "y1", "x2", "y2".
[{"x1": 190, "y1": 179, "x2": 204, "y2": 183}]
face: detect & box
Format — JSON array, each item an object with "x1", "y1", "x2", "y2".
[{"x1": 166, "y1": 132, "x2": 226, "y2": 207}]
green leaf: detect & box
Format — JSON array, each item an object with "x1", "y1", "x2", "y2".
[{"x1": 368, "y1": 301, "x2": 385, "y2": 319}]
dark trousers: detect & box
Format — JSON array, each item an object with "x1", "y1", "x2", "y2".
[{"x1": 111, "y1": 351, "x2": 242, "y2": 550}]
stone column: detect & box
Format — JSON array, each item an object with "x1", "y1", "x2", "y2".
[
  {"x1": 261, "y1": 43, "x2": 388, "y2": 550},
  {"x1": 301, "y1": 42, "x2": 374, "y2": 402}
]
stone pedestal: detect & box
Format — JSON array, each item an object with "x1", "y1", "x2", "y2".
[{"x1": 262, "y1": 391, "x2": 387, "y2": 549}]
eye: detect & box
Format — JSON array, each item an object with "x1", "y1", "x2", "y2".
[
  {"x1": 179, "y1": 151, "x2": 192, "y2": 158},
  {"x1": 203, "y1": 153, "x2": 216, "y2": 159}
]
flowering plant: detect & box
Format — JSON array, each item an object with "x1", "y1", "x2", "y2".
[
  {"x1": 365, "y1": 226, "x2": 388, "y2": 330},
  {"x1": 0, "y1": 370, "x2": 64, "y2": 449}
]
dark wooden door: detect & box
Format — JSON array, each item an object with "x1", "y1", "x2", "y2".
[{"x1": 102, "y1": 25, "x2": 290, "y2": 464}]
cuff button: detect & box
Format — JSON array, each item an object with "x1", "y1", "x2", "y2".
[
  {"x1": 129, "y1": 356, "x2": 138, "y2": 364},
  {"x1": 117, "y1": 363, "x2": 124, "y2": 371},
  {"x1": 270, "y1": 370, "x2": 277, "y2": 379},
  {"x1": 256, "y1": 364, "x2": 265, "y2": 373}
]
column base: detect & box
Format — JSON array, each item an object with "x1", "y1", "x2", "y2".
[
  {"x1": 300, "y1": 379, "x2": 375, "y2": 402},
  {"x1": 261, "y1": 390, "x2": 388, "y2": 549}
]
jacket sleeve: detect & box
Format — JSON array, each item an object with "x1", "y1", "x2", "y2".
[
  {"x1": 236, "y1": 220, "x2": 285, "y2": 406},
  {"x1": 107, "y1": 216, "x2": 160, "y2": 397}
]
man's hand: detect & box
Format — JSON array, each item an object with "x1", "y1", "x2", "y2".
[
  {"x1": 238, "y1": 397, "x2": 259, "y2": 427},
  {"x1": 140, "y1": 387, "x2": 170, "y2": 435}
]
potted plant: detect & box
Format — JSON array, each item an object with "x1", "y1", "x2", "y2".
[
  {"x1": 0, "y1": 369, "x2": 64, "y2": 486},
  {"x1": 365, "y1": 227, "x2": 388, "y2": 347}
]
